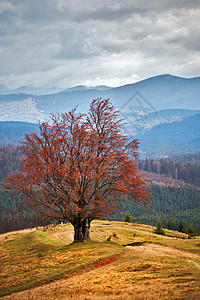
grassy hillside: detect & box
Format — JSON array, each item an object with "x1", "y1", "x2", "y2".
[{"x1": 0, "y1": 221, "x2": 200, "y2": 299}]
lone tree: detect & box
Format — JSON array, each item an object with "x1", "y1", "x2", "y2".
[
  {"x1": 123, "y1": 211, "x2": 133, "y2": 223},
  {"x1": 4, "y1": 99, "x2": 149, "y2": 243},
  {"x1": 153, "y1": 219, "x2": 165, "y2": 235}
]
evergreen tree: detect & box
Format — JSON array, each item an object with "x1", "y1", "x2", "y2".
[
  {"x1": 153, "y1": 219, "x2": 165, "y2": 235},
  {"x1": 123, "y1": 211, "x2": 133, "y2": 223},
  {"x1": 167, "y1": 219, "x2": 172, "y2": 230},
  {"x1": 186, "y1": 224, "x2": 196, "y2": 237},
  {"x1": 178, "y1": 218, "x2": 184, "y2": 233}
]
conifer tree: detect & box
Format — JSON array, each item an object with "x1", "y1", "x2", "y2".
[
  {"x1": 154, "y1": 219, "x2": 165, "y2": 235},
  {"x1": 167, "y1": 219, "x2": 172, "y2": 230},
  {"x1": 178, "y1": 218, "x2": 184, "y2": 233},
  {"x1": 123, "y1": 211, "x2": 133, "y2": 223},
  {"x1": 186, "y1": 224, "x2": 196, "y2": 237}
]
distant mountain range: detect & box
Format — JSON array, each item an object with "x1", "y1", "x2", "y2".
[
  {"x1": 0, "y1": 84, "x2": 111, "y2": 96},
  {"x1": 136, "y1": 113, "x2": 200, "y2": 158},
  {"x1": 0, "y1": 74, "x2": 199, "y2": 123},
  {"x1": 124, "y1": 108, "x2": 200, "y2": 136},
  {"x1": 0, "y1": 74, "x2": 200, "y2": 157},
  {"x1": 0, "y1": 111, "x2": 200, "y2": 158},
  {"x1": 0, "y1": 121, "x2": 39, "y2": 146}
]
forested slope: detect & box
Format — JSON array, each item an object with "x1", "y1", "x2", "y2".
[
  {"x1": 112, "y1": 184, "x2": 200, "y2": 234},
  {"x1": 138, "y1": 157, "x2": 200, "y2": 187},
  {"x1": 0, "y1": 146, "x2": 199, "y2": 234}
]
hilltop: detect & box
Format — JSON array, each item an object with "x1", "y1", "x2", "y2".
[{"x1": 1, "y1": 221, "x2": 200, "y2": 299}]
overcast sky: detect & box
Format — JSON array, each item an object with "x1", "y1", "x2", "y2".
[{"x1": 0, "y1": 0, "x2": 199, "y2": 89}]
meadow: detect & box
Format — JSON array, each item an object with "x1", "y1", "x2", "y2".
[{"x1": 0, "y1": 220, "x2": 200, "y2": 299}]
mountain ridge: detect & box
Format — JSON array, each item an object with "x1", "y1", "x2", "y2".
[
  {"x1": 1, "y1": 74, "x2": 200, "y2": 95},
  {"x1": 0, "y1": 74, "x2": 199, "y2": 157},
  {"x1": 0, "y1": 112, "x2": 199, "y2": 158},
  {"x1": 0, "y1": 74, "x2": 200, "y2": 122}
]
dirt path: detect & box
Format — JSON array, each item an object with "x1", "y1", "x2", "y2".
[
  {"x1": 126, "y1": 243, "x2": 200, "y2": 259},
  {"x1": 2, "y1": 238, "x2": 200, "y2": 300}
]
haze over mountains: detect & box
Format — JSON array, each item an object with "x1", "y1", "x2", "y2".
[{"x1": 0, "y1": 74, "x2": 200, "y2": 157}]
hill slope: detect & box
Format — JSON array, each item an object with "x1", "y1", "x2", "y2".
[{"x1": 1, "y1": 221, "x2": 200, "y2": 299}]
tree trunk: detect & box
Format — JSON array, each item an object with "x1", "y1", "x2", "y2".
[
  {"x1": 82, "y1": 218, "x2": 91, "y2": 241},
  {"x1": 73, "y1": 217, "x2": 91, "y2": 243}
]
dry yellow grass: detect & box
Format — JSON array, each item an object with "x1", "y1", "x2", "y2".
[{"x1": 1, "y1": 221, "x2": 200, "y2": 299}]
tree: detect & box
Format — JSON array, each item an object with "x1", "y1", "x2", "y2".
[
  {"x1": 123, "y1": 211, "x2": 133, "y2": 223},
  {"x1": 186, "y1": 224, "x2": 196, "y2": 237},
  {"x1": 4, "y1": 99, "x2": 149, "y2": 243},
  {"x1": 178, "y1": 218, "x2": 184, "y2": 233},
  {"x1": 167, "y1": 219, "x2": 172, "y2": 230},
  {"x1": 153, "y1": 219, "x2": 165, "y2": 235}
]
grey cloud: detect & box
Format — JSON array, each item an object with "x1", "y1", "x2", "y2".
[
  {"x1": 0, "y1": 1, "x2": 15, "y2": 14},
  {"x1": 19, "y1": 0, "x2": 60, "y2": 24},
  {"x1": 0, "y1": 0, "x2": 199, "y2": 88},
  {"x1": 57, "y1": 0, "x2": 200, "y2": 23}
]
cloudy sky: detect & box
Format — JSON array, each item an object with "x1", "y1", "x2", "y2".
[{"x1": 0, "y1": 0, "x2": 200, "y2": 89}]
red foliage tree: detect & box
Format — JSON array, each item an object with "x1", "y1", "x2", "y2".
[{"x1": 4, "y1": 99, "x2": 149, "y2": 242}]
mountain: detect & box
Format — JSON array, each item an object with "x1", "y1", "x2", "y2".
[
  {"x1": 0, "y1": 97, "x2": 47, "y2": 123},
  {"x1": 63, "y1": 85, "x2": 111, "y2": 92},
  {"x1": 1, "y1": 112, "x2": 200, "y2": 158},
  {"x1": 0, "y1": 74, "x2": 200, "y2": 157},
  {"x1": 1, "y1": 85, "x2": 112, "y2": 96},
  {"x1": 125, "y1": 108, "x2": 200, "y2": 135},
  {"x1": 0, "y1": 85, "x2": 12, "y2": 95},
  {"x1": 12, "y1": 86, "x2": 64, "y2": 95},
  {"x1": 0, "y1": 121, "x2": 39, "y2": 146},
  {"x1": 0, "y1": 86, "x2": 64, "y2": 96},
  {"x1": 136, "y1": 113, "x2": 200, "y2": 158},
  {"x1": 34, "y1": 74, "x2": 200, "y2": 115},
  {"x1": 116, "y1": 74, "x2": 200, "y2": 111},
  {"x1": 0, "y1": 74, "x2": 199, "y2": 124}
]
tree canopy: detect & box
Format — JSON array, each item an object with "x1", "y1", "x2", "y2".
[{"x1": 4, "y1": 99, "x2": 149, "y2": 242}]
